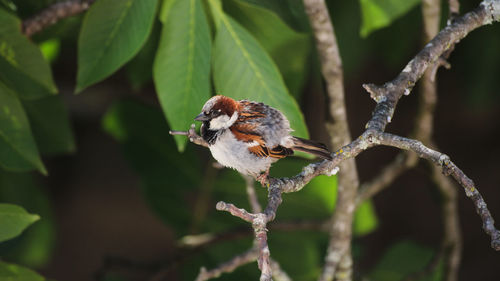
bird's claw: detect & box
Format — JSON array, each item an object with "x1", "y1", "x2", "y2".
[{"x1": 256, "y1": 171, "x2": 270, "y2": 187}]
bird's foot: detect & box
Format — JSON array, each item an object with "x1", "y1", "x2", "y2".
[{"x1": 256, "y1": 170, "x2": 270, "y2": 187}]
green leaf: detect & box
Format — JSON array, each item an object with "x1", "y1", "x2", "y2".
[
  {"x1": 369, "y1": 241, "x2": 443, "y2": 281},
  {"x1": 0, "y1": 0, "x2": 16, "y2": 12},
  {"x1": 126, "y1": 20, "x2": 161, "y2": 91},
  {"x1": 0, "y1": 170, "x2": 55, "y2": 267},
  {"x1": 38, "y1": 39, "x2": 61, "y2": 64},
  {"x1": 210, "y1": 6, "x2": 309, "y2": 139},
  {"x1": 102, "y1": 100, "x2": 201, "y2": 235},
  {"x1": 237, "y1": 0, "x2": 309, "y2": 32},
  {"x1": 0, "y1": 8, "x2": 57, "y2": 100},
  {"x1": 0, "y1": 261, "x2": 46, "y2": 281},
  {"x1": 0, "y1": 203, "x2": 39, "y2": 243},
  {"x1": 0, "y1": 82, "x2": 46, "y2": 174},
  {"x1": 359, "y1": 0, "x2": 421, "y2": 37},
  {"x1": 224, "y1": 0, "x2": 312, "y2": 98},
  {"x1": 158, "y1": 0, "x2": 175, "y2": 23},
  {"x1": 153, "y1": 0, "x2": 211, "y2": 151},
  {"x1": 76, "y1": 0, "x2": 158, "y2": 92}
]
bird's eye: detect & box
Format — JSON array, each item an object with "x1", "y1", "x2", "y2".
[{"x1": 217, "y1": 109, "x2": 221, "y2": 113}]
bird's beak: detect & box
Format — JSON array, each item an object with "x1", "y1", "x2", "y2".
[{"x1": 194, "y1": 112, "x2": 210, "y2": 121}]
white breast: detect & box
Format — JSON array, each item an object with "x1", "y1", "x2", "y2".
[{"x1": 209, "y1": 130, "x2": 275, "y2": 176}]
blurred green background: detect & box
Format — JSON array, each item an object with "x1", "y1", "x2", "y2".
[{"x1": 0, "y1": 0, "x2": 499, "y2": 280}]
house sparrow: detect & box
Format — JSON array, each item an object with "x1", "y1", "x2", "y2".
[{"x1": 195, "y1": 95, "x2": 332, "y2": 185}]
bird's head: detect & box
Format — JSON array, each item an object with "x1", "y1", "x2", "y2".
[{"x1": 195, "y1": 95, "x2": 239, "y2": 130}]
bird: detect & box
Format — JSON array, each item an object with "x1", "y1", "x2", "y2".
[{"x1": 194, "y1": 95, "x2": 332, "y2": 185}]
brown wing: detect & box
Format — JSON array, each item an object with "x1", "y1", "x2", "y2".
[
  {"x1": 230, "y1": 123, "x2": 293, "y2": 159},
  {"x1": 237, "y1": 100, "x2": 266, "y2": 122},
  {"x1": 268, "y1": 145, "x2": 294, "y2": 159},
  {"x1": 237, "y1": 100, "x2": 292, "y2": 148}
]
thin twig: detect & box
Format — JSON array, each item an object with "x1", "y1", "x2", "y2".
[
  {"x1": 376, "y1": 132, "x2": 500, "y2": 250},
  {"x1": 216, "y1": 201, "x2": 274, "y2": 280},
  {"x1": 401, "y1": 244, "x2": 445, "y2": 281},
  {"x1": 179, "y1": 220, "x2": 329, "y2": 249},
  {"x1": 193, "y1": 248, "x2": 293, "y2": 281},
  {"x1": 195, "y1": 247, "x2": 258, "y2": 281},
  {"x1": 363, "y1": 0, "x2": 500, "y2": 132},
  {"x1": 420, "y1": 0, "x2": 462, "y2": 280},
  {"x1": 99, "y1": 220, "x2": 325, "y2": 280},
  {"x1": 270, "y1": 259, "x2": 292, "y2": 281},
  {"x1": 216, "y1": 201, "x2": 255, "y2": 223},
  {"x1": 244, "y1": 174, "x2": 262, "y2": 213},
  {"x1": 190, "y1": 164, "x2": 219, "y2": 233},
  {"x1": 22, "y1": 0, "x2": 96, "y2": 36},
  {"x1": 356, "y1": 152, "x2": 418, "y2": 205},
  {"x1": 170, "y1": 124, "x2": 209, "y2": 147},
  {"x1": 399, "y1": 167, "x2": 461, "y2": 281},
  {"x1": 431, "y1": 164, "x2": 462, "y2": 281}
]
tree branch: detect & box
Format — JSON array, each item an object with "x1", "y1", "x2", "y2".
[
  {"x1": 269, "y1": 259, "x2": 292, "y2": 281},
  {"x1": 170, "y1": 124, "x2": 208, "y2": 148},
  {"x1": 363, "y1": 0, "x2": 500, "y2": 132},
  {"x1": 419, "y1": 1, "x2": 462, "y2": 280},
  {"x1": 356, "y1": 152, "x2": 418, "y2": 204},
  {"x1": 335, "y1": 248, "x2": 353, "y2": 281},
  {"x1": 244, "y1": 174, "x2": 262, "y2": 213},
  {"x1": 170, "y1": 1, "x2": 500, "y2": 279},
  {"x1": 194, "y1": 247, "x2": 258, "y2": 281},
  {"x1": 22, "y1": 0, "x2": 96, "y2": 37},
  {"x1": 431, "y1": 164, "x2": 462, "y2": 281},
  {"x1": 301, "y1": 1, "x2": 359, "y2": 278},
  {"x1": 215, "y1": 184, "x2": 283, "y2": 281},
  {"x1": 376, "y1": 132, "x2": 500, "y2": 250}
]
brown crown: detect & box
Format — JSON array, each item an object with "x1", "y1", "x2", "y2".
[{"x1": 212, "y1": 95, "x2": 240, "y2": 117}]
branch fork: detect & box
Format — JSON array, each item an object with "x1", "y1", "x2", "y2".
[{"x1": 171, "y1": 1, "x2": 500, "y2": 279}]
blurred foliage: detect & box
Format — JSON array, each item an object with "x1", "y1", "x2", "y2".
[
  {"x1": 0, "y1": 170, "x2": 55, "y2": 268},
  {"x1": 103, "y1": 100, "x2": 201, "y2": 234},
  {"x1": 0, "y1": 0, "x2": 498, "y2": 280},
  {"x1": 0, "y1": 8, "x2": 57, "y2": 100},
  {"x1": 0, "y1": 260, "x2": 47, "y2": 281},
  {"x1": 359, "y1": 0, "x2": 421, "y2": 37},
  {"x1": 0, "y1": 82, "x2": 46, "y2": 174},
  {"x1": 23, "y1": 96, "x2": 75, "y2": 156},
  {"x1": 369, "y1": 240, "x2": 443, "y2": 281},
  {"x1": 0, "y1": 203, "x2": 39, "y2": 243},
  {"x1": 38, "y1": 39, "x2": 61, "y2": 64},
  {"x1": 0, "y1": 199, "x2": 48, "y2": 281}
]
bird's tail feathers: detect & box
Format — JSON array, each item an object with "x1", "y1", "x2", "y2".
[{"x1": 291, "y1": 137, "x2": 332, "y2": 160}]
